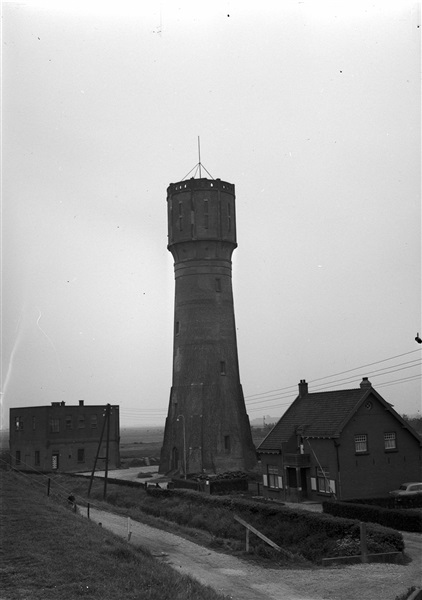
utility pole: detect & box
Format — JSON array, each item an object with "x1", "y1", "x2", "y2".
[
  {"x1": 88, "y1": 405, "x2": 108, "y2": 498},
  {"x1": 103, "y1": 404, "x2": 111, "y2": 499}
]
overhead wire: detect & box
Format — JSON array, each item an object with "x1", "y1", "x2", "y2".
[{"x1": 244, "y1": 348, "x2": 421, "y2": 401}]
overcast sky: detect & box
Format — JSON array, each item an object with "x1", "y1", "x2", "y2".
[{"x1": 1, "y1": 0, "x2": 421, "y2": 429}]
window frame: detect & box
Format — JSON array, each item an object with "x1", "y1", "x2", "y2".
[
  {"x1": 354, "y1": 433, "x2": 368, "y2": 454},
  {"x1": 49, "y1": 418, "x2": 60, "y2": 433},
  {"x1": 267, "y1": 465, "x2": 280, "y2": 489},
  {"x1": 384, "y1": 431, "x2": 397, "y2": 451},
  {"x1": 316, "y1": 467, "x2": 332, "y2": 494}
]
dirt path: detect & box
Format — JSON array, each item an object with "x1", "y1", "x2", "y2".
[{"x1": 79, "y1": 507, "x2": 421, "y2": 600}]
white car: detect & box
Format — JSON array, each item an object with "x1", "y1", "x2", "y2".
[{"x1": 389, "y1": 482, "x2": 422, "y2": 496}]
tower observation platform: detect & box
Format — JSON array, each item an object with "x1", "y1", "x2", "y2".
[{"x1": 159, "y1": 176, "x2": 257, "y2": 476}]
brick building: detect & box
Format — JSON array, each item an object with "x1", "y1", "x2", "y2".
[
  {"x1": 257, "y1": 378, "x2": 422, "y2": 501},
  {"x1": 9, "y1": 401, "x2": 120, "y2": 473}
]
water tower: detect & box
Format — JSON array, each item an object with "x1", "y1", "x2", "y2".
[{"x1": 159, "y1": 163, "x2": 257, "y2": 476}]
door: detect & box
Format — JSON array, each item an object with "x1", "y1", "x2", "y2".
[
  {"x1": 301, "y1": 468, "x2": 309, "y2": 499},
  {"x1": 52, "y1": 453, "x2": 59, "y2": 470}
]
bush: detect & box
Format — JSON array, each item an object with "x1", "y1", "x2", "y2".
[
  {"x1": 143, "y1": 487, "x2": 404, "y2": 561},
  {"x1": 323, "y1": 500, "x2": 422, "y2": 533},
  {"x1": 347, "y1": 494, "x2": 422, "y2": 510}
]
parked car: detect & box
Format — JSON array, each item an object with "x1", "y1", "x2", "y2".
[{"x1": 389, "y1": 482, "x2": 422, "y2": 496}]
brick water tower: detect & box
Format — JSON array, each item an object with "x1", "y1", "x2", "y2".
[{"x1": 159, "y1": 170, "x2": 257, "y2": 476}]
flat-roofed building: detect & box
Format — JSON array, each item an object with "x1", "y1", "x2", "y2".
[{"x1": 9, "y1": 401, "x2": 120, "y2": 473}]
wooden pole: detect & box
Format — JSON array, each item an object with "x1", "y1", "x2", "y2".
[
  {"x1": 88, "y1": 406, "x2": 108, "y2": 497},
  {"x1": 87, "y1": 503, "x2": 90, "y2": 519},
  {"x1": 103, "y1": 404, "x2": 111, "y2": 499},
  {"x1": 245, "y1": 528, "x2": 249, "y2": 552},
  {"x1": 47, "y1": 478, "x2": 51, "y2": 496}
]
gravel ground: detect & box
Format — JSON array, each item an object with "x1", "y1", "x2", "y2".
[{"x1": 79, "y1": 506, "x2": 422, "y2": 600}]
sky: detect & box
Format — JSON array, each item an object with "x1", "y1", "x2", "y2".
[{"x1": 1, "y1": 0, "x2": 421, "y2": 429}]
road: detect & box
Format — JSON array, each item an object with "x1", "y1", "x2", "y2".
[{"x1": 79, "y1": 506, "x2": 421, "y2": 600}]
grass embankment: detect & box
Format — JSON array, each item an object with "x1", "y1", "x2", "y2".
[{"x1": 0, "y1": 471, "x2": 228, "y2": 600}]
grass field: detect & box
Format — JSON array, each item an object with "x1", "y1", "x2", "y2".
[{"x1": 0, "y1": 470, "x2": 228, "y2": 600}]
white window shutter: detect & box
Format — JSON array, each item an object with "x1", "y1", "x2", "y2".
[
  {"x1": 277, "y1": 476, "x2": 283, "y2": 489},
  {"x1": 311, "y1": 477, "x2": 317, "y2": 491},
  {"x1": 329, "y1": 480, "x2": 336, "y2": 494},
  {"x1": 263, "y1": 474, "x2": 268, "y2": 487}
]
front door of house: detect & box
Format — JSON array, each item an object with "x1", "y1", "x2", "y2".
[{"x1": 52, "y1": 453, "x2": 59, "y2": 470}]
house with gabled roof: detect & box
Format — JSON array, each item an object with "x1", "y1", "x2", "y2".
[{"x1": 256, "y1": 378, "x2": 422, "y2": 502}]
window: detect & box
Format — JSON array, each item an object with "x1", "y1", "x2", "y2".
[
  {"x1": 227, "y1": 203, "x2": 232, "y2": 232},
  {"x1": 354, "y1": 434, "x2": 368, "y2": 453},
  {"x1": 90, "y1": 415, "x2": 98, "y2": 429},
  {"x1": 16, "y1": 451, "x2": 21, "y2": 465},
  {"x1": 77, "y1": 449, "x2": 85, "y2": 463},
  {"x1": 49, "y1": 418, "x2": 60, "y2": 433},
  {"x1": 204, "y1": 199, "x2": 209, "y2": 229},
  {"x1": 215, "y1": 278, "x2": 221, "y2": 293},
  {"x1": 317, "y1": 467, "x2": 331, "y2": 493},
  {"x1": 178, "y1": 202, "x2": 183, "y2": 230},
  {"x1": 220, "y1": 361, "x2": 226, "y2": 375},
  {"x1": 66, "y1": 416, "x2": 72, "y2": 430},
  {"x1": 14, "y1": 417, "x2": 23, "y2": 431},
  {"x1": 267, "y1": 465, "x2": 280, "y2": 489},
  {"x1": 35, "y1": 451, "x2": 40, "y2": 466},
  {"x1": 384, "y1": 432, "x2": 397, "y2": 450},
  {"x1": 175, "y1": 321, "x2": 180, "y2": 335},
  {"x1": 224, "y1": 435, "x2": 231, "y2": 452},
  {"x1": 78, "y1": 416, "x2": 85, "y2": 429}
]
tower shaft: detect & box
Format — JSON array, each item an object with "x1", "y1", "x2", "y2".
[{"x1": 159, "y1": 177, "x2": 256, "y2": 476}]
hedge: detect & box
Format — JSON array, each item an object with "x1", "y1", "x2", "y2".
[
  {"x1": 346, "y1": 494, "x2": 422, "y2": 510},
  {"x1": 145, "y1": 487, "x2": 404, "y2": 560},
  {"x1": 323, "y1": 500, "x2": 422, "y2": 533}
]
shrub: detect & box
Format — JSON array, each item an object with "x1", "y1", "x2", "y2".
[
  {"x1": 144, "y1": 487, "x2": 404, "y2": 561},
  {"x1": 323, "y1": 500, "x2": 422, "y2": 533}
]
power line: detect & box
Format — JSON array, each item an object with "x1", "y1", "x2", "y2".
[{"x1": 244, "y1": 348, "x2": 421, "y2": 401}]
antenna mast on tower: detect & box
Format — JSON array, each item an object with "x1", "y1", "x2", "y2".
[{"x1": 181, "y1": 138, "x2": 214, "y2": 180}]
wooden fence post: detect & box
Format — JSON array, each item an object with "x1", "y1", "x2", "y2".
[{"x1": 127, "y1": 517, "x2": 132, "y2": 541}]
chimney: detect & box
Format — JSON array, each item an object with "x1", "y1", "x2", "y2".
[
  {"x1": 360, "y1": 377, "x2": 372, "y2": 389},
  {"x1": 61, "y1": 401, "x2": 65, "y2": 406},
  {"x1": 298, "y1": 379, "x2": 308, "y2": 397},
  {"x1": 79, "y1": 400, "x2": 84, "y2": 406}
]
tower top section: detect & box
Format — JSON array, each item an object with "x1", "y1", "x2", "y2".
[
  {"x1": 167, "y1": 177, "x2": 234, "y2": 196},
  {"x1": 167, "y1": 177, "x2": 237, "y2": 250}
]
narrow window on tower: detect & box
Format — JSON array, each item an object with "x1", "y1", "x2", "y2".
[
  {"x1": 204, "y1": 199, "x2": 209, "y2": 229},
  {"x1": 227, "y1": 203, "x2": 232, "y2": 232},
  {"x1": 224, "y1": 435, "x2": 231, "y2": 452},
  {"x1": 178, "y1": 201, "x2": 183, "y2": 231},
  {"x1": 220, "y1": 361, "x2": 226, "y2": 375},
  {"x1": 215, "y1": 278, "x2": 221, "y2": 293},
  {"x1": 175, "y1": 321, "x2": 180, "y2": 335}
]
